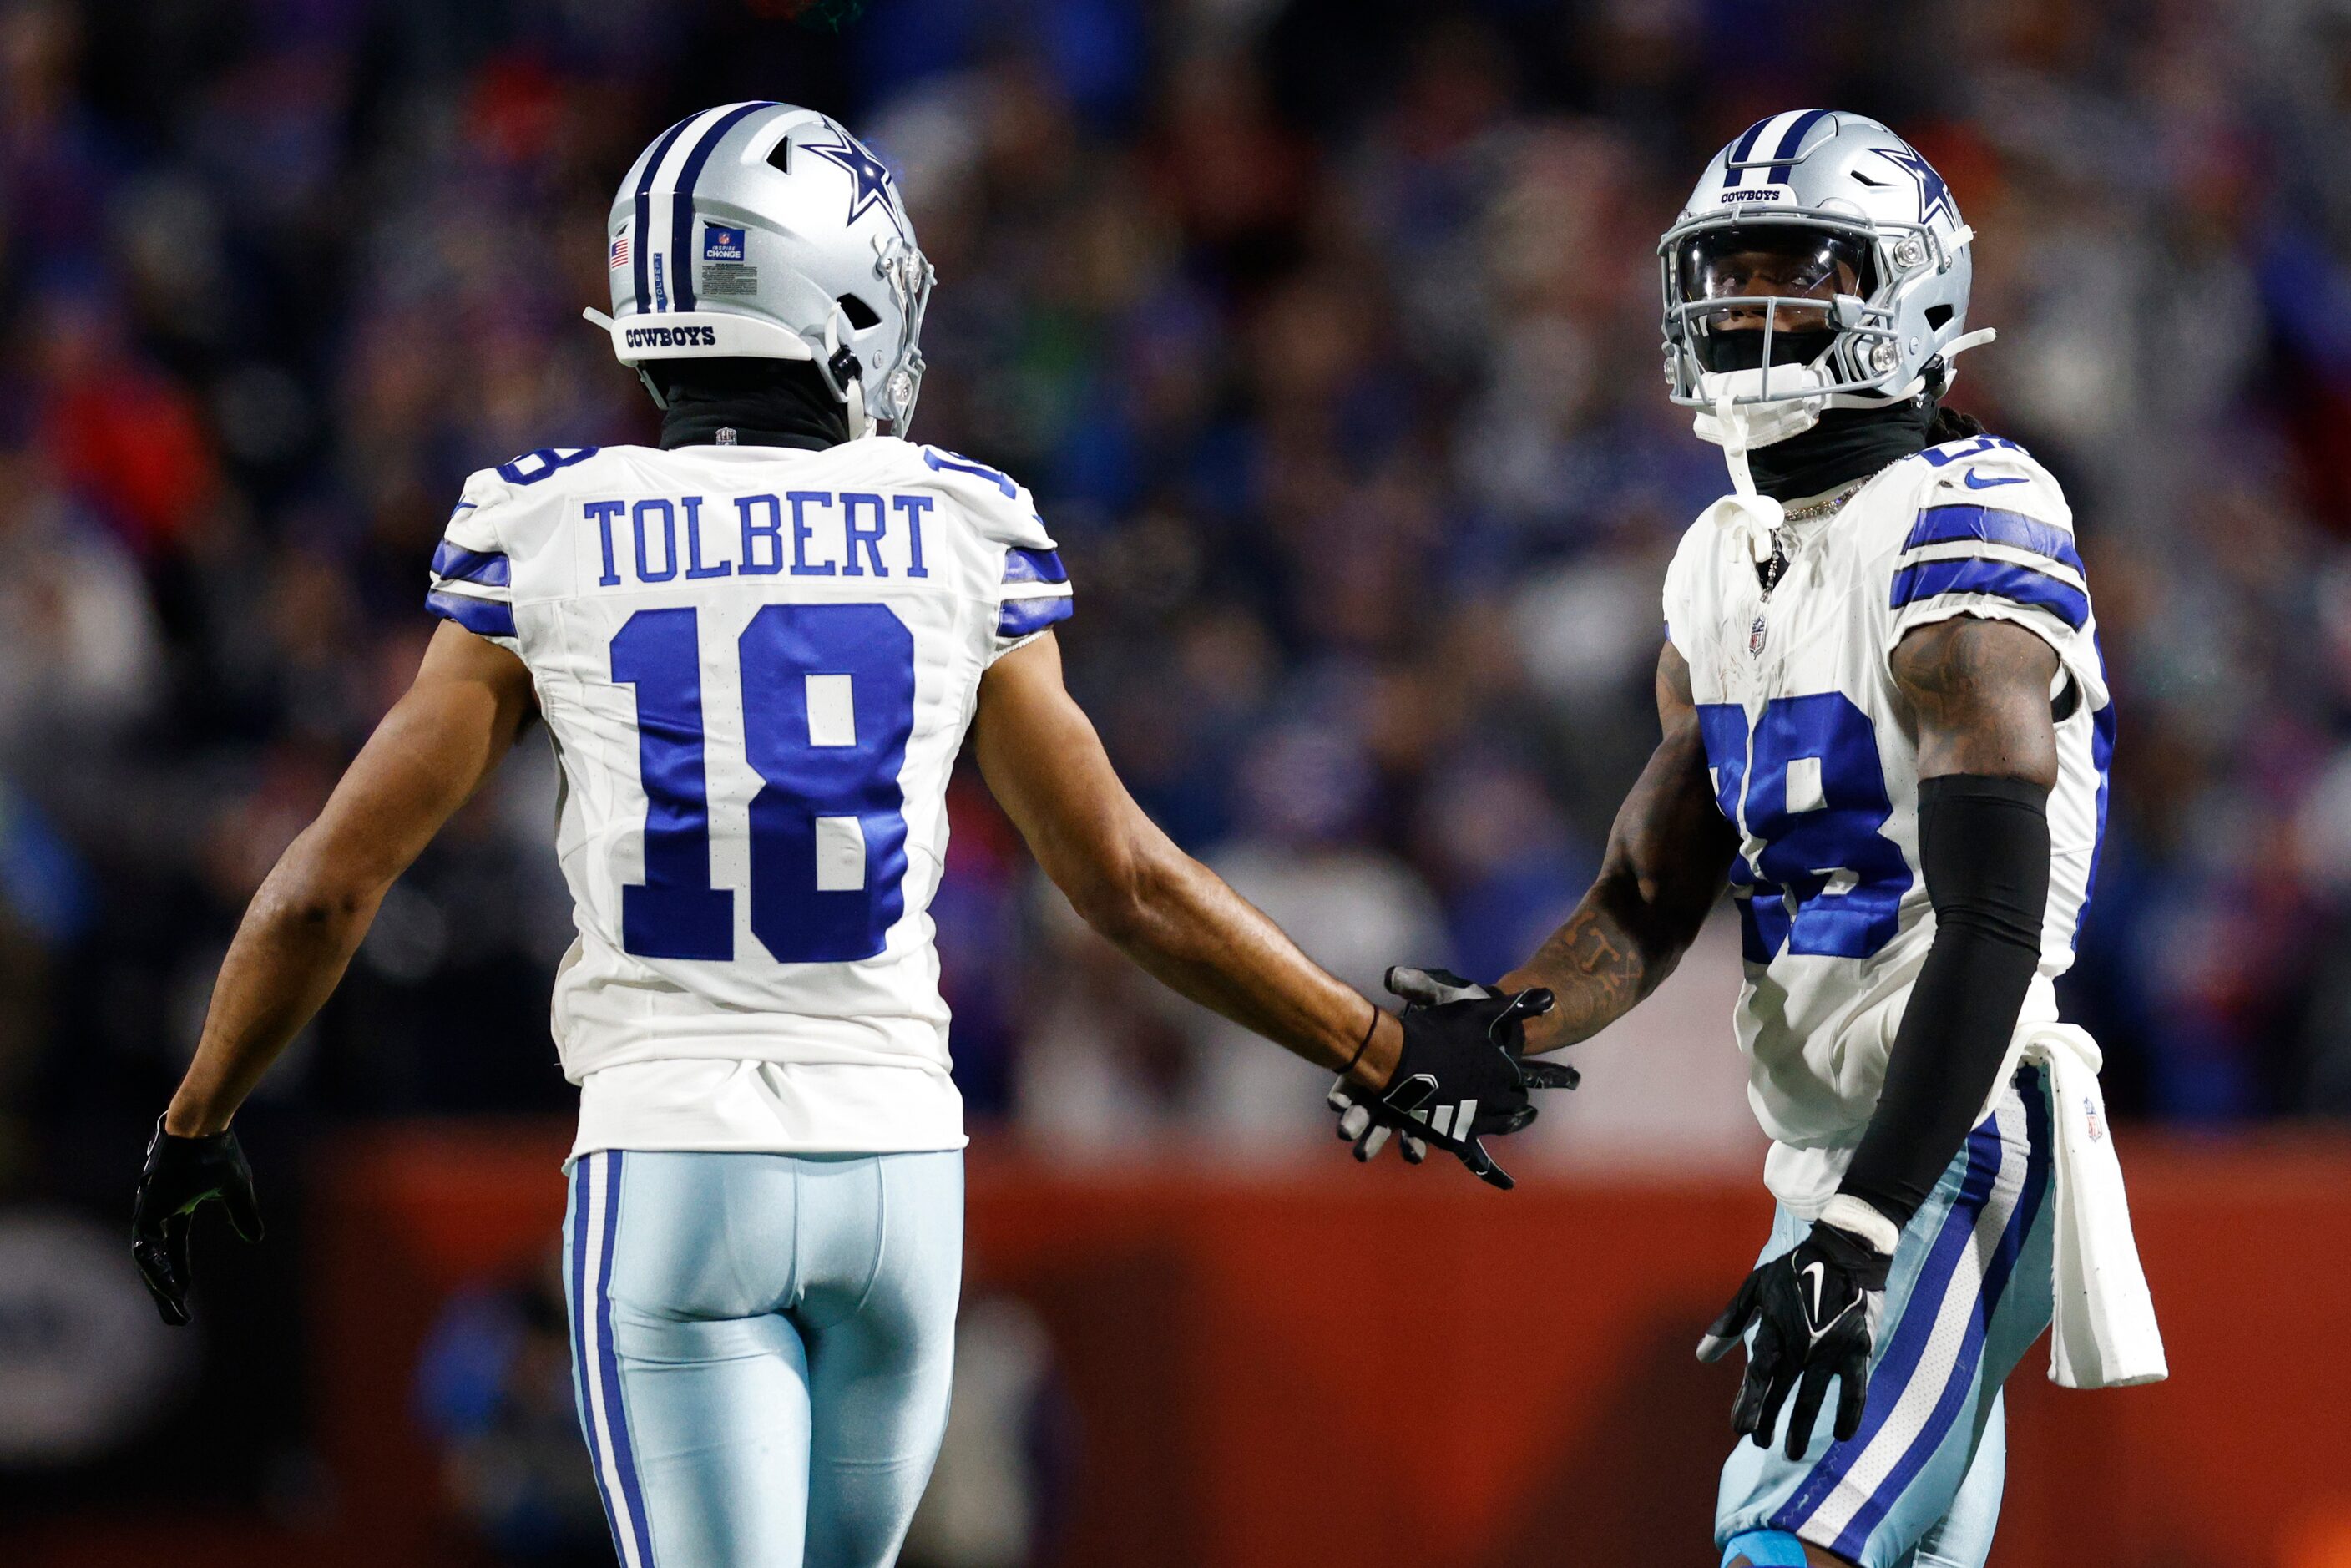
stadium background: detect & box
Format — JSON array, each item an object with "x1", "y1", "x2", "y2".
[{"x1": 1, "y1": 0, "x2": 2347, "y2": 1562}]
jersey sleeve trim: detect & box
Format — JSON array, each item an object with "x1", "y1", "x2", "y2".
[
  {"x1": 1889, "y1": 556, "x2": 2088, "y2": 630},
  {"x1": 1902, "y1": 504, "x2": 2083, "y2": 576},
  {"x1": 1003, "y1": 546, "x2": 1068, "y2": 585},
  {"x1": 426, "y1": 472, "x2": 521, "y2": 646},
  {"x1": 425, "y1": 586, "x2": 518, "y2": 639},
  {"x1": 995, "y1": 539, "x2": 1073, "y2": 645},
  {"x1": 998, "y1": 594, "x2": 1073, "y2": 639},
  {"x1": 429, "y1": 540, "x2": 512, "y2": 588}
]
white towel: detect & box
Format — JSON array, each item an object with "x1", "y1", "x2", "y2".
[{"x1": 1989, "y1": 1022, "x2": 2169, "y2": 1389}]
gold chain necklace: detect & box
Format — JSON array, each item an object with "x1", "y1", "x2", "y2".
[{"x1": 1758, "y1": 478, "x2": 1868, "y2": 598}]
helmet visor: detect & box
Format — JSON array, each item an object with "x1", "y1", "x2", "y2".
[{"x1": 1675, "y1": 226, "x2": 1874, "y2": 372}]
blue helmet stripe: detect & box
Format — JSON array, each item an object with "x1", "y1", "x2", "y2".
[
  {"x1": 1722, "y1": 115, "x2": 1775, "y2": 190},
  {"x1": 668, "y1": 102, "x2": 778, "y2": 315},
  {"x1": 631, "y1": 114, "x2": 700, "y2": 316},
  {"x1": 1767, "y1": 108, "x2": 1830, "y2": 183}
]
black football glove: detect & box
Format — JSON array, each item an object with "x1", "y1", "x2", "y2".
[
  {"x1": 1327, "y1": 967, "x2": 1579, "y2": 1191},
  {"x1": 1696, "y1": 1219, "x2": 1891, "y2": 1459},
  {"x1": 132, "y1": 1115, "x2": 264, "y2": 1327}
]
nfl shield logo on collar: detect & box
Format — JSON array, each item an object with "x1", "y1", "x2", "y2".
[{"x1": 1750, "y1": 615, "x2": 1767, "y2": 656}]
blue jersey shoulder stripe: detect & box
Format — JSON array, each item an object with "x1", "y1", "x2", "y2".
[
  {"x1": 426, "y1": 588, "x2": 518, "y2": 640},
  {"x1": 1903, "y1": 504, "x2": 2084, "y2": 576},
  {"x1": 998, "y1": 593, "x2": 1073, "y2": 640},
  {"x1": 1890, "y1": 557, "x2": 2088, "y2": 630},
  {"x1": 430, "y1": 541, "x2": 511, "y2": 588},
  {"x1": 1003, "y1": 547, "x2": 1067, "y2": 585}
]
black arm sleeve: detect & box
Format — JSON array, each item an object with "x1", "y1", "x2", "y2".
[{"x1": 1838, "y1": 774, "x2": 2051, "y2": 1230}]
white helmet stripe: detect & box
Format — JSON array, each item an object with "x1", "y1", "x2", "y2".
[
  {"x1": 628, "y1": 112, "x2": 700, "y2": 314},
  {"x1": 1722, "y1": 108, "x2": 1829, "y2": 189},
  {"x1": 1721, "y1": 112, "x2": 1790, "y2": 190},
  {"x1": 1756, "y1": 108, "x2": 1831, "y2": 184},
  {"x1": 640, "y1": 104, "x2": 746, "y2": 313},
  {"x1": 666, "y1": 101, "x2": 779, "y2": 315}
]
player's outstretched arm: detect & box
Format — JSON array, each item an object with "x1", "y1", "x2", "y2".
[
  {"x1": 973, "y1": 633, "x2": 1570, "y2": 1186},
  {"x1": 1499, "y1": 642, "x2": 1739, "y2": 1053},
  {"x1": 135, "y1": 623, "x2": 534, "y2": 1323},
  {"x1": 973, "y1": 632, "x2": 1403, "y2": 1083}
]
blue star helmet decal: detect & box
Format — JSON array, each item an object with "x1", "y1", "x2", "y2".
[
  {"x1": 802, "y1": 122, "x2": 906, "y2": 236},
  {"x1": 1874, "y1": 144, "x2": 1956, "y2": 229}
]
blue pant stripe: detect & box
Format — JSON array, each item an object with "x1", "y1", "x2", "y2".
[
  {"x1": 594, "y1": 1151, "x2": 659, "y2": 1568},
  {"x1": 1828, "y1": 1088, "x2": 2049, "y2": 1557},
  {"x1": 569, "y1": 1160, "x2": 624, "y2": 1549},
  {"x1": 1986, "y1": 1071, "x2": 2052, "y2": 1302},
  {"x1": 1831, "y1": 1290, "x2": 1995, "y2": 1555},
  {"x1": 1772, "y1": 1116, "x2": 2006, "y2": 1531}
]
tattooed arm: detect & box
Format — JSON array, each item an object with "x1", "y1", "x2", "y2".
[
  {"x1": 1830, "y1": 613, "x2": 2057, "y2": 1228},
  {"x1": 1888, "y1": 615, "x2": 2059, "y2": 787},
  {"x1": 1500, "y1": 643, "x2": 1740, "y2": 1053}
]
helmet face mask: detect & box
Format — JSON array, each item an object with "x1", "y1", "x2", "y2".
[
  {"x1": 1658, "y1": 111, "x2": 1989, "y2": 453},
  {"x1": 587, "y1": 104, "x2": 935, "y2": 440},
  {"x1": 865, "y1": 234, "x2": 934, "y2": 434},
  {"x1": 1676, "y1": 226, "x2": 1873, "y2": 376}
]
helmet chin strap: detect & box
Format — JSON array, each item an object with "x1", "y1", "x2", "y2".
[
  {"x1": 1716, "y1": 383, "x2": 1759, "y2": 500},
  {"x1": 1711, "y1": 384, "x2": 1784, "y2": 564},
  {"x1": 823, "y1": 311, "x2": 874, "y2": 440},
  {"x1": 842, "y1": 374, "x2": 869, "y2": 440}
]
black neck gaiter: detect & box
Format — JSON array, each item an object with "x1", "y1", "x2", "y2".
[
  {"x1": 1747, "y1": 398, "x2": 1935, "y2": 503},
  {"x1": 656, "y1": 358, "x2": 849, "y2": 452}
]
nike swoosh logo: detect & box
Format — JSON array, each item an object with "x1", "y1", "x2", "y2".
[
  {"x1": 1963, "y1": 470, "x2": 2026, "y2": 489},
  {"x1": 1800, "y1": 1262, "x2": 1827, "y2": 1324}
]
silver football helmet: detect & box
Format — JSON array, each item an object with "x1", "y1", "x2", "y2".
[
  {"x1": 584, "y1": 102, "x2": 933, "y2": 438},
  {"x1": 1660, "y1": 110, "x2": 1993, "y2": 456}
]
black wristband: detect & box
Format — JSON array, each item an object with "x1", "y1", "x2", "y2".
[
  {"x1": 1839, "y1": 773, "x2": 2050, "y2": 1228},
  {"x1": 1341, "y1": 1002, "x2": 1382, "y2": 1077}
]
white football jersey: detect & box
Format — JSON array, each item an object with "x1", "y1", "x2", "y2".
[
  {"x1": 1661, "y1": 434, "x2": 2111, "y2": 1208},
  {"x1": 424, "y1": 438, "x2": 1071, "y2": 1097}
]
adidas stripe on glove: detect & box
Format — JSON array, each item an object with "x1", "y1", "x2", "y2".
[{"x1": 1327, "y1": 967, "x2": 1579, "y2": 1191}]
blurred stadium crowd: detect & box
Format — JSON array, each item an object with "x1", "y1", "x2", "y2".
[{"x1": 8, "y1": 0, "x2": 2351, "y2": 1198}]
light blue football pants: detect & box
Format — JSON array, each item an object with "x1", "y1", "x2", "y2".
[
  {"x1": 562, "y1": 1148, "x2": 964, "y2": 1568},
  {"x1": 1717, "y1": 1068, "x2": 2055, "y2": 1568}
]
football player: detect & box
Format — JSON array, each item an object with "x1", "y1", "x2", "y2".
[
  {"x1": 129, "y1": 103, "x2": 1574, "y2": 1568},
  {"x1": 1337, "y1": 112, "x2": 2110, "y2": 1567}
]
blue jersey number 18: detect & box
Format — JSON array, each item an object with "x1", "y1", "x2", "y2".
[{"x1": 610, "y1": 603, "x2": 915, "y2": 964}]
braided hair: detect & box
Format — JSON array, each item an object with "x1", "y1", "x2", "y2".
[{"x1": 1925, "y1": 402, "x2": 1984, "y2": 443}]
